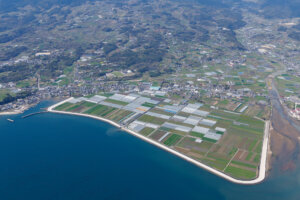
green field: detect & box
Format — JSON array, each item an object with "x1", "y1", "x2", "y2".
[
  {"x1": 204, "y1": 154, "x2": 230, "y2": 171},
  {"x1": 84, "y1": 104, "x2": 116, "y2": 117},
  {"x1": 228, "y1": 147, "x2": 238, "y2": 157},
  {"x1": 163, "y1": 134, "x2": 182, "y2": 146},
  {"x1": 246, "y1": 152, "x2": 253, "y2": 161},
  {"x1": 139, "y1": 127, "x2": 155, "y2": 136},
  {"x1": 190, "y1": 131, "x2": 205, "y2": 138},
  {"x1": 142, "y1": 102, "x2": 157, "y2": 108},
  {"x1": 211, "y1": 110, "x2": 240, "y2": 120},
  {"x1": 108, "y1": 109, "x2": 133, "y2": 122},
  {"x1": 59, "y1": 101, "x2": 96, "y2": 113},
  {"x1": 231, "y1": 160, "x2": 257, "y2": 169},
  {"x1": 225, "y1": 165, "x2": 256, "y2": 180},
  {"x1": 54, "y1": 102, "x2": 73, "y2": 111},
  {"x1": 0, "y1": 90, "x2": 16, "y2": 102},
  {"x1": 167, "y1": 120, "x2": 194, "y2": 128},
  {"x1": 254, "y1": 154, "x2": 261, "y2": 163},
  {"x1": 16, "y1": 80, "x2": 32, "y2": 88},
  {"x1": 248, "y1": 139, "x2": 258, "y2": 151},
  {"x1": 105, "y1": 98, "x2": 128, "y2": 106},
  {"x1": 151, "y1": 108, "x2": 174, "y2": 116},
  {"x1": 66, "y1": 104, "x2": 82, "y2": 112},
  {"x1": 169, "y1": 129, "x2": 188, "y2": 136},
  {"x1": 84, "y1": 105, "x2": 104, "y2": 114},
  {"x1": 81, "y1": 101, "x2": 97, "y2": 108},
  {"x1": 138, "y1": 115, "x2": 166, "y2": 125},
  {"x1": 202, "y1": 137, "x2": 218, "y2": 143}
]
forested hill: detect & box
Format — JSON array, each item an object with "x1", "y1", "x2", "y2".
[{"x1": 1, "y1": 0, "x2": 300, "y2": 18}]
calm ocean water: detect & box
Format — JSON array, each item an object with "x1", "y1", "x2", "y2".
[{"x1": 0, "y1": 101, "x2": 300, "y2": 200}]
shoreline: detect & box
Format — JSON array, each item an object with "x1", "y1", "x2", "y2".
[
  {"x1": 0, "y1": 97, "x2": 69, "y2": 116},
  {"x1": 48, "y1": 97, "x2": 270, "y2": 185},
  {"x1": 0, "y1": 105, "x2": 30, "y2": 116}
]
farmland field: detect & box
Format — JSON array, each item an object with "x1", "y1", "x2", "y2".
[
  {"x1": 54, "y1": 102, "x2": 73, "y2": 111},
  {"x1": 138, "y1": 115, "x2": 166, "y2": 125},
  {"x1": 108, "y1": 109, "x2": 133, "y2": 122},
  {"x1": 139, "y1": 127, "x2": 155, "y2": 136},
  {"x1": 225, "y1": 165, "x2": 256, "y2": 180},
  {"x1": 52, "y1": 94, "x2": 267, "y2": 181},
  {"x1": 163, "y1": 134, "x2": 182, "y2": 146},
  {"x1": 104, "y1": 98, "x2": 129, "y2": 106},
  {"x1": 84, "y1": 104, "x2": 116, "y2": 117}
]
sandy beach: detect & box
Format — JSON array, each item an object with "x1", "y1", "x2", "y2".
[
  {"x1": 48, "y1": 97, "x2": 270, "y2": 185},
  {"x1": 0, "y1": 105, "x2": 30, "y2": 116}
]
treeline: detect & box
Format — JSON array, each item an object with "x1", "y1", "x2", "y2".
[
  {"x1": 0, "y1": 27, "x2": 31, "y2": 43},
  {"x1": 0, "y1": 91, "x2": 33, "y2": 105},
  {"x1": 104, "y1": 30, "x2": 168, "y2": 75},
  {"x1": 108, "y1": 48, "x2": 166, "y2": 70},
  {"x1": 40, "y1": 47, "x2": 84, "y2": 78},
  {"x1": 0, "y1": 46, "x2": 27, "y2": 61},
  {"x1": 0, "y1": 45, "x2": 85, "y2": 83},
  {"x1": 221, "y1": 29, "x2": 246, "y2": 50},
  {"x1": 0, "y1": 63, "x2": 35, "y2": 83}
]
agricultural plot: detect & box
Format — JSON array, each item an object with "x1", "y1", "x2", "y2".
[
  {"x1": 107, "y1": 109, "x2": 133, "y2": 122},
  {"x1": 104, "y1": 98, "x2": 129, "y2": 106},
  {"x1": 178, "y1": 137, "x2": 213, "y2": 154},
  {"x1": 224, "y1": 165, "x2": 256, "y2": 180},
  {"x1": 65, "y1": 101, "x2": 97, "y2": 113},
  {"x1": 84, "y1": 104, "x2": 116, "y2": 117},
  {"x1": 150, "y1": 108, "x2": 175, "y2": 116},
  {"x1": 163, "y1": 134, "x2": 182, "y2": 146},
  {"x1": 169, "y1": 129, "x2": 189, "y2": 136},
  {"x1": 138, "y1": 115, "x2": 166, "y2": 125},
  {"x1": 275, "y1": 76, "x2": 300, "y2": 96},
  {"x1": 150, "y1": 130, "x2": 168, "y2": 141},
  {"x1": 142, "y1": 102, "x2": 157, "y2": 108},
  {"x1": 204, "y1": 154, "x2": 231, "y2": 171},
  {"x1": 53, "y1": 94, "x2": 266, "y2": 180},
  {"x1": 225, "y1": 101, "x2": 241, "y2": 111},
  {"x1": 84, "y1": 105, "x2": 105, "y2": 115},
  {"x1": 81, "y1": 101, "x2": 97, "y2": 108},
  {"x1": 54, "y1": 102, "x2": 73, "y2": 111},
  {"x1": 132, "y1": 105, "x2": 264, "y2": 179},
  {"x1": 244, "y1": 105, "x2": 262, "y2": 117},
  {"x1": 139, "y1": 127, "x2": 155, "y2": 136}
]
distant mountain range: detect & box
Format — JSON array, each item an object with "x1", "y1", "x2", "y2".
[
  {"x1": 1, "y1": 0, "x2": 300, "y2": 18},
  {"x1": 0, "y1": 0, "x2": 299, "y2": 84}
]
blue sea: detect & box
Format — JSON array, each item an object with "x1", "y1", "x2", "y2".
[{"x1": 1, "y1": 101, "x2": 300, "y2": 200}]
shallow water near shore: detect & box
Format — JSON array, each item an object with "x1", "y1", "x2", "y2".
[{"x1": 0, "y1": 101, "x2": 300, "y2": 200}]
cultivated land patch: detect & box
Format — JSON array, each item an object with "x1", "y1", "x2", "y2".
[
  {"x1": 150, "y1": 130, "x2": 168, "y2": 141},
  {"x1": 52, "y1": 94, "x2": 266, "y2": 181},
  {"x1": 139, "y1": 127, "x2": 155, "y2": 136},
  {"x1": 104, "y1": 98, "x2": 129, "y2": 106},
  {"x1": 138, "y1": 115, "x2": 166, "y2": 125},
  {"x1": 54, "y1": 102, "x2": 73, "y2": 111},
  {"x1": 163, "y1": 134, "x2": 182, "y2": 146}
]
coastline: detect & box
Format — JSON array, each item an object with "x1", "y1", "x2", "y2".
[
  {"x1": 48, "y1": 97, "x2": 270, "y2": 185},
  {"x1": 0, "y1": 105, "x2": 30, "y2": 116}
]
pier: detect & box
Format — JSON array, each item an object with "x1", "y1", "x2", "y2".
[{"x1": 21, "y1": 111, "x2": 48, "y2": 119}]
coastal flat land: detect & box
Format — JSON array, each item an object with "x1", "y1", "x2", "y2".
[{"x1": 52, "y1": 93, "x2": 266, "y2": 181}]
